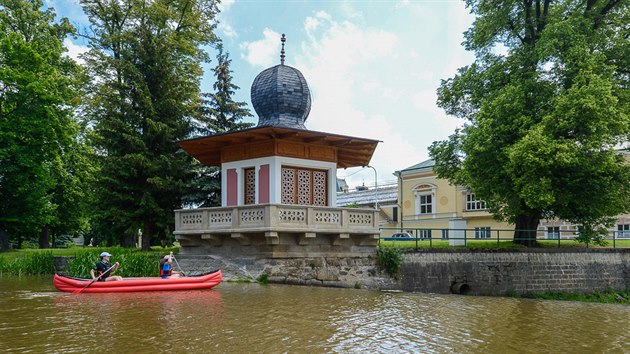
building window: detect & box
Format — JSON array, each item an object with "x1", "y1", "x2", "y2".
[
  {"x1": 475, "y1": 227, "x2": 491, "y2": 239},
  {"x1": 617, "y1": 224, "x2": 630, "y2": 238},
  {"x1": 244, "y1": 168, "x2": 256, "y2": 205},
  {"x1": 281, "y1": 166, "x2": 328, "y2": 206},
  {"x1": 465, "y1": 192, "x2": 486, "y2": 211},
  {"x1": 547, "y1": 226, "x2": 560, "y2": 239},
  {"x1": 418, "y1": 195, "x2": 432, "y2": 214},
  {"x1": 413, "y1": 184, "x2": 436, "y2": 216},
  {"x1": 441, "y1": 229, "x2": 449, "y2": 239},
  {"x1": 419, "y1": 229, "x2": 431, "y2": 239}
]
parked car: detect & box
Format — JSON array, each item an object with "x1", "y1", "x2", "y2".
[{"x1": 391, "y1": 232, "x2": 413, "y2": 238}]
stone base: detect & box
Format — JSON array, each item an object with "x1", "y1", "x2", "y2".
[
  {"x1": 178, "y1": 232, "x2": 379, "y2": 258},
  {"x1": 173, "y1": 254, "x2": 396, "y2": 290}
]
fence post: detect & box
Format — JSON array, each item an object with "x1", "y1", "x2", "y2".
[
  {"x1": 415, "y1": 229, "x2": 418, "y2": 250},
  {"x1": 497, "y1": 229, "x2": 500, "y2": 248},
  {"x1": 464, "y1": 229, "x2": 467, "y2": 248}
]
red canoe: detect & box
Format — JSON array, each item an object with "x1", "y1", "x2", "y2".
[{"x1": 54, "y1": 270, "x2": 222, "y2": 293}]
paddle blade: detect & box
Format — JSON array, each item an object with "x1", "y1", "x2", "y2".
[{"x1": 74, "y1": 279, "x2": 96, "y2": 294}]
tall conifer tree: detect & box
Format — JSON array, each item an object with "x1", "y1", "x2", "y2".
[
  {"x1": 81, "y1": 0, "x2": 219, "y2": 248},
  {"x1": 185, "y1": 43, "x2": 253, "y2": 208}
]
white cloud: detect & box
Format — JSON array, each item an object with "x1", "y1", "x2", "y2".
[
  {"x1": 396, "y1": 0, "x2": 411, "y2": 9},
  {"x1": 240, "y1": 28, "x2": 281, "y2": 67},
  {"x1": 216, "y1": 0, "x2": 237, "y2": 38},
  {"x1": 63, "y1": 38, "x2": 89, "y2": 65},
  {"x1": 217, "y1": 0, "x2": 235, "y2": 12},
  {"x1": 304, "y1": 17, "x2": 320, "y2": 33},
  {"x1": 46, "y1": 0, "x2": 90, "y2": 26},
  {"x1": 218, "y1": 22, "x2": 237, "y2": 38},
  {"x1": 295, "y1": 16, "x2": 426, "y2": 186}
]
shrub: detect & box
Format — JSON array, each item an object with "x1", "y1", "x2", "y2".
[
  {"x1": 0, "y1": 251, "x2": 56, "y2": 275},
  {"x1": 376, "y1": 247, "x2": 403, "y2": 276},
  {"x1": 67, "y1": 248, "x2": 165, "y2": 278},
  {"x1": 258, "y1": 273, "x2": 269, "y2": 284}
]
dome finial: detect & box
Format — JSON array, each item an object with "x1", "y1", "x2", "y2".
[{"x1": 280, "y1": 33, "x2": 286, "y2": 65}]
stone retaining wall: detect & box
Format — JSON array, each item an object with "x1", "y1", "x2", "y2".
[
  {"x1": 399, "y1": 249, "x2": 630, "y2": 295},
  {"x1": 56, "y1": 249, "x2": 629, "y2": 295},
  {"x1": 174, "y1": 254, "x2": 395, "y2": 290}
]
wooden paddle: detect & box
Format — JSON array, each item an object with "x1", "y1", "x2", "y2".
[
  {"x1": 74, "y1": 263, "x2": 116, "y2": 294},
  {"x1": 172, "y1": 255, "x2": 186, "y2": 277}
]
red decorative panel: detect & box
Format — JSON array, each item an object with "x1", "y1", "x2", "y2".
[
  {"x1": 226, "y1": 168, "x2": 237, "y2": 206},
  {"x1": 259, "y1": 164, "x2": 270, "y2": 203}
]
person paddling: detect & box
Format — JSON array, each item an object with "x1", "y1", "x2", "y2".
[
  {"x1": 159, "y1": 252, "x2": 182, "y2": 278},
  {"x1": 90, "y1": 252, "x2": 123, "y2": 281}
]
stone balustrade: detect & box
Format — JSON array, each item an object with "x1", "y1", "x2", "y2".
[{"x1": 174, "y1": 204, "x2": 380, "y2": 258}]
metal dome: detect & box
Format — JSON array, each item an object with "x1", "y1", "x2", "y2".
[{"x1": 250, "y1": 64, "x2": 312, "y2": 129}]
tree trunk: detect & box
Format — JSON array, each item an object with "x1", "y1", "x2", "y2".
[
  {"x1": 0, "y1": 224, "x2": 9, "y2": 252},
  {"x1": 122, "y1": 233, "x2": 135, "y2": 247},
  {"x1": 513, "y1": 214, "x2": 540, "y2": 246},
  {"x1": 39, "y1": 227, "x2": 50, "y2": 249},
  {"x1": 142, "y1": 222, "x2": 151, "y2": 251}
]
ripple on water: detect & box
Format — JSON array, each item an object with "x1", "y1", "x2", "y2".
[{"x1": 1, "y1": 279, "x2": 629, "y2": 353}]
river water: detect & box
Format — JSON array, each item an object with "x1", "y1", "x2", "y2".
[{"x1": 1, "y1": 276, "x2": 628, "y2": 353}]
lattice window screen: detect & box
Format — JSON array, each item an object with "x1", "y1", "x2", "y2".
[
  {"x1": 281, "y1": 166, "x2": 327, "y2": 206},
  {"x1": 297, "y1": 170, "x2": 311, "y2": 205},
  {"x1": 313, "y1": 171, "x2": 327, "y2": 206},
  {"x1": 281, "y1": 168, "x2": 295, "y2": 204},
  {"x1": 244, "y1": 168, "x2": 256, "y2": 205}
]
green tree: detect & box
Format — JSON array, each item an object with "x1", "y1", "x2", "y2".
[
  {"x1": 199, "y1": 43, "x2": 253, "y2": 135},
  {"x1": 430, "y1": 0, "x2": 630, "y2": 245},
  {"x1": 185, "y1": 43, "x2": 253, "y2": 207},
  {"x1": 81, "y1": 0, "x2": 219, "y2": 249},
  {"x1": 0, "y1": 0, "x2": 80, "y2": 251}
]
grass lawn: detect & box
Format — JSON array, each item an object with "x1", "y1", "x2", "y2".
[
  {"x1": 378, "y1": 238, "x2": 630, "y2": 249},
  {"x1": 1, "y1": 245, "x2": 179, "y2": 259}
]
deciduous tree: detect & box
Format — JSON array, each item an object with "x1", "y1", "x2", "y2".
[
  {"x1": 430, "y1": 0, "x2": 630, "y2": 245},
  {"x1": 0, "y1": 0, "x2": 81, "y2": 251}
]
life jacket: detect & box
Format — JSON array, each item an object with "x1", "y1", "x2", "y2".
[
  {"x1": 95, "y1": 260, "x2": 110, "y2": 281},
  {"x1": 160, "y1": 261, "x2": 172, "y2": 278}
]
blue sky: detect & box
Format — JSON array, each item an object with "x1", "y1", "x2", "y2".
[{"x1": 48, "y1": 0, "x2": 476, "y2": 188}]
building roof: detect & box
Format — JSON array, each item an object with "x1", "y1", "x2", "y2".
[
  {"x1": 178, "y1": 125, "x2": 380, "y2": 168},
  {"x1": 336, "y1": 184, "x2": 398, "y2": 207},
  {"x1": 251, "y1": 64, "x2": 311, "y2": 129},
  {"x1": 394, "y1": 159, "x2": 435, "y2": 176}
]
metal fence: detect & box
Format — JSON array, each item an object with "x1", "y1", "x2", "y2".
[{"x1": 379, "y1": 227, "x2": 630, "y2": 249}]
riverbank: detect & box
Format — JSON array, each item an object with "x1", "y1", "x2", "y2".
[
  {"x1": 0, "y1": 247, "x2": 178, "y2": 277},
  {"x1": 3, "y1": 247, "x2": 629, "y2": 305},
  {"x1": 526, "y1": 288, "x2": 630, "y2": 304}
]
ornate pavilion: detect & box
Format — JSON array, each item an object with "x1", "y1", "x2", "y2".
[{"x1": 174, "y1": 35, "x2": 381, "y2": 258}]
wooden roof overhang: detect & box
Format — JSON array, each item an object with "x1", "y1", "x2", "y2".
[{"x1": 178, "y1": 126, "x2": 380, "y2": 169}]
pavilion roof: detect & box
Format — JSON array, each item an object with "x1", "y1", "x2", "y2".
[{"x1": 178, "y1": 126, "x2": 380, "y2": 168}]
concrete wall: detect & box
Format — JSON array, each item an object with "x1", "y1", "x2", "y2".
[{"x1": 399, "y1": 249, "x2": 630, "y2": 295}]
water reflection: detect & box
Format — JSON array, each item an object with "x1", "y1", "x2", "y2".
[{"x1": 1, "y1": 276, "x2": 628, "y2": 353}]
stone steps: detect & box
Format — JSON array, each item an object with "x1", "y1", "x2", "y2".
[{"x1": 172, "y1": 255, "x2": 259, "y2": 282}]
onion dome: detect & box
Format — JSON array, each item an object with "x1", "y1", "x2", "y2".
[{"x1": 250, "y1": 34, "x2": 311, "y2": 129}]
